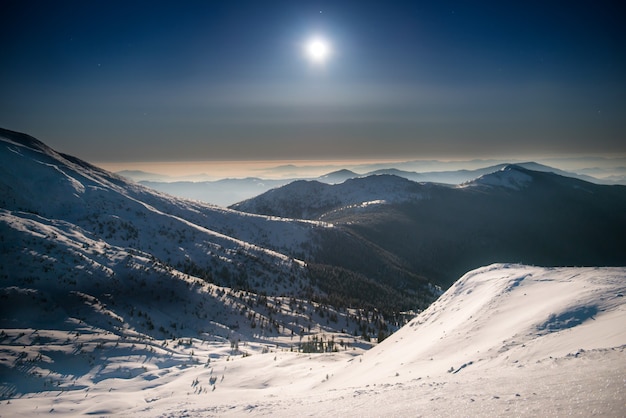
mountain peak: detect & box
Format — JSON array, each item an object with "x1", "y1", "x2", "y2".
[
  {"x1": 0, "y1": 127, "x2": 54, "y2": 154},
  {"x1": 324, "y1": 169, "x2": 356, "y2": 176},
  {"x1": 317, "y1": 169, "x2": 358, "y2": 184},
  {"x1": 464, "y1": 164, "x2": 533, "y2": 190},
  {"x1": 231, "y1": 174, "x2": 426, "y2": 220}
]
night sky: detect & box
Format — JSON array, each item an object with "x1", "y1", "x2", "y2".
[{"x1": 1, "y1": 1, "x2": 625, "y2": 165}]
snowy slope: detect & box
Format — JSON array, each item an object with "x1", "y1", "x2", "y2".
[
  {"x1": 331, "y1": 264, "x2": 626, "y2": 384},
  {"x1": 0, "y1": 128, "x2": 326, "y2": 293},
  {"x1": 2, "y1": 264, "x2": 624, "y2": 416},
  {"x1": 2, "y1": 128, "x2": 624, "y2": 415},
  {"x1": 1, "y1": 128, "x2": 386, "y2": 408},
  {"x1": 1, "y1": 128, "x2": 439, "y2": 334}
]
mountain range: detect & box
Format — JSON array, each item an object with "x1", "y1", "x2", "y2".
[
  {"x1": 121, "y1": 161, "x2": 617, "y2": 207},
  {"x1": 0, "y1": 127, "x2": 415, "y2": 347},
  {"x1": 2, "y1": 127, "x2": 625, "y2": 415},
  {"x1": 4, "y1": 126, "x2": 626, "y2": 317},
  {"x1": 232, "y1": 164, "x2": 626, "y2": 287}
]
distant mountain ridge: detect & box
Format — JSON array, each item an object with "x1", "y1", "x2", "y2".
[
  {"x1": 232, "y1": 163, "x2": 626, "y2": 287},
  {"x1": 125, "y1": 161, "x2": 608, "y2": 207},
  {"x1": 463, "y1": 164, "x2": 534, "y2": 190},
  {"x1": 230, "y1": 175, "x2": 427, "y2": 219}
]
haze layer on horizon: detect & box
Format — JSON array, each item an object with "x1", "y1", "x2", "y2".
[
  {"x1": 97, "y1": 154, "x2": 626, "y2": 181},
  {"x1": 1, "y1": 1, "x2": 624, "y2": 165}
]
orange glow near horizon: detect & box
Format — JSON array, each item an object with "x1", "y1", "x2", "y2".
[
  {"x1": 95, "y1": 158, "x2": 413, "y2": 180},
  {"x1": 94, "y1": 152, "x2": 626, "y2": 181}
]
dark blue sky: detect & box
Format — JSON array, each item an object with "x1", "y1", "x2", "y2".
[{"x1": 1, "y1": 1, "x2": 624, "y2": 162}]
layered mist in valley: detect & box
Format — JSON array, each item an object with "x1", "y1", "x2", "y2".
[{"x1": 121, "y1": 160, "x2": 624, "y2": 208}]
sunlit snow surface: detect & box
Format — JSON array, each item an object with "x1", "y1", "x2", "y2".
[{"x1": 2, "y1": 264, "x2": 624, "y2": 417}]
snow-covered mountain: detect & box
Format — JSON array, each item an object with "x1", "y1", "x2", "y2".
[
  {"x1": 231, "y1": 174, "x2": 427, "y2": 219},
  {"x1": 0, "y1": 127, "x2": 321, "y2": 291},
  {"x1": 129, "y1": 162, "x2": 604, "y2": 207},
  {"x1": 396, "y1": 161, "x2": 604, "y2": 185},
  {"x1": 2, "y1": 127, "x2": 416, "y2": 361},
  {"x1": 233, "y1": 164, "x2": 626, "y2": 287},
  {"x1": 2, "y1": 264, "x2": 624, "y2": 416},
  {"x1": 462, "y1": 164, "x2": 534, "y2": 190},
  {"x1": 0, "y1": 129, "x2": 440, "y2": 324},
  {"x1": 2, "y1": 128, "x2": 625, "y2": 415}
]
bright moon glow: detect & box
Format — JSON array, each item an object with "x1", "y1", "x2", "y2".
[{"x1": 305, "y1": 37, "x2": 331, "y2": 63}]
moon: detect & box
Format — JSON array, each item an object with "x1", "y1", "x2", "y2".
[{"x1": 305, "y1": 37, "x2": 331, "y2": 64}]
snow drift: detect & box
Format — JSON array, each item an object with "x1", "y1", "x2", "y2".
[{"x1": 2, "y1": 264, "x2": 624, "y2": 416}]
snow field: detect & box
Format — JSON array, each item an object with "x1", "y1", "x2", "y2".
[{"x1": 2, "y1": 264, "x2": 624, "y2": 416}]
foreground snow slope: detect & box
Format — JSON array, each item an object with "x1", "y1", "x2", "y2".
[
  {"x1": 3, "y1": 264, "x2": 624, "y2": 416},
  {"x1": 330, "y1": 263, "x2": 625, "y2": 386}
]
